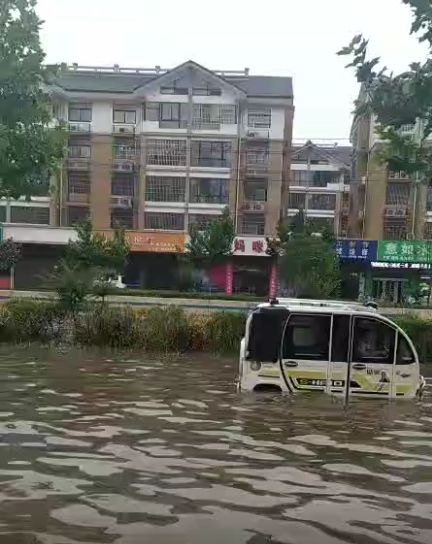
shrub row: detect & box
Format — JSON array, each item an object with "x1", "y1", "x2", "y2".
[
  {"x1": 2, "y1": 300, "x2": 432, "y2": 362},
  {"x1": 0, "y1": 300, "x2": 247, "y2": 354}
]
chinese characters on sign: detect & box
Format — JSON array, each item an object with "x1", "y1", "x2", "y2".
[
  {"x1": 377, "y1": 241, "x2": 432, "y2": 263},
  {"x1": 233, "y1": 237, "x2": 268, "y2": 256},
  {"x1": 335, "y1": 240, "x2": 378, "y2": 261}
]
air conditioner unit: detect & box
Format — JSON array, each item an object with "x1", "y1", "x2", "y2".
[
  {"x1": 252, "y1": 202, "x2": 265, "y2": 212},
  {"x1": 111, "y1": 196, "x2": 133, "y2": 208},
  {"x1": 385, "y1": 207, "x2": 395, "y2": 216},
  {"x1": 247, "y1": 129, "x2": 269, "y2": 139},
  {"x1": 68, "y1": 122, "x2": 91, "y2": 133},
  {"x1": 113, "y1": 124, "x2": 135, "y2": 135},
  {"x1": 399, "y1": 171, "x2": 408, "y2": 179}
]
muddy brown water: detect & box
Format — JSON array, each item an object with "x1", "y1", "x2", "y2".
[{"x1": 0, "y1": 348, "x2": 432, "y2": 544}]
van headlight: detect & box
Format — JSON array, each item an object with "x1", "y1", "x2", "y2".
[{"x1": 250, "y1": 361, "x2": 261, "y2": 371}]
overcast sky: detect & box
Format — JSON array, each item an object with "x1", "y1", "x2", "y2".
[{"x1": 36, "y1": 0, "x2": 427, "y2": 142}]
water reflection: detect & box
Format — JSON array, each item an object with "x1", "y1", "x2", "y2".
[{"x1": 0, "y1": 347, "x2": 431, "y2": 543}]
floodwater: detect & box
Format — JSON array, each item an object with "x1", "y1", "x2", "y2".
[{"x1": 0, "y1": 350, "x2": 432, "y2": 544}]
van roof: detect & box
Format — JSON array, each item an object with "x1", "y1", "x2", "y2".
[{"x1": 257, "y1": 298, "x2": 378, "y2": 315}]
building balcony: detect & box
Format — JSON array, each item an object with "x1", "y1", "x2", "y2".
[
  {"x1": 112, "y1": 124, "x2": 135, "y2": 136},
  {"x1": 68, "y1": 122, "x2": 91, "y2": 134},
  {"x1": 241, "y1": 201, "x2": 267, "y2": 213},
  {"x1": 67, "y1": 158, "x2": 90, "y2": 170}
]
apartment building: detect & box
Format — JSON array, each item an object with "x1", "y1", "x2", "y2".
[
  {"x1": 350, "y1": 116, "x2": 431, "y2": 241},
  {"x1": 288, "y1": 141, "x2": 352, "y2": 236},
  {"x1": 46, "y1": 60, "x2": 294, "y2": 241},
  {"x1": 2, "y1": 61, "x2": 294, "y2": 291}
]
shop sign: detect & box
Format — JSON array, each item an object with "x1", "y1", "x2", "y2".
[
  {"x1": 335, "y1": 239, "x2": 377, "y2": 261},
  {"x1": 99, "y1": 230, "x2": 186, "y2": 253},
  {"x1": 377, "y1": 240, "x2": 432, "y2": 263},
  {"x1": 233, "y1": 237, "x2": 268, "y2": 256}
]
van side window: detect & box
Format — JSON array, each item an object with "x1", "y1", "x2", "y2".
[
  {"x1": 397, "y1": 335, "x2": 415, "y2": 365},
  {"x1": 247, "y1": 308, "x2": 289, "y2": 362},
  {"x1": 353, "y1": 318, "x2": 395, "y2": 364},
  {"x1": 283, "y1": 314, "x2": 331, "y2": 361},
  {"x1": 331, "y1": 315, "x2": 350, "y2": 362}
]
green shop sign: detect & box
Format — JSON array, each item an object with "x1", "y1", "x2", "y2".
[{"x1": 377, "y1": 240, "x2": 432, "y2": 263}]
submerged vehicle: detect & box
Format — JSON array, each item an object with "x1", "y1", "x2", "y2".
[{"x1": 239, "y1": 298, "x2": 424, "y2": 399}]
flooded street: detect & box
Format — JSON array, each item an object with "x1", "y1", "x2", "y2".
[{"x1": 0, "y1": 348, "x2": 432, "y2": 543}]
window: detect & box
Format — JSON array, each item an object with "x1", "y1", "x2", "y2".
[
  {"x1": 10, "y1": 206, "x2": 50, "y2": 225},
  {"x1": 192, "y1": 104, "x2": 237, "y2": 128},
  {"x1": 111, "y1": 208, "x2": 134, "y2": 229},
  {"x1": 0, "y1": 207, "x2": 5, "y2": 223},
  {"x1": 309, "y1": 194, "x2": 336, "y2": 210},
  {"x1": 291, "y1": 171, "x2": 310, "y2": 185},
  {"x1": 113, "y1": 109, "x2": 136, "y2": 124},
  {"x1": 113, "y1": 138, "x2": 135, "y2": 160},
  {"x1": 146, "y1": 139, "x2": 187, "y2": 166},
  {"x1": 283, "y1": 314, "x2": 331, "y2": 360},
  {"x1": 353, "y1": 318, "x2": 395, "y2": 364},
  {"x1": 160, "y1": 86, "x2": 188, "y2": 95},
  {"x1": 145, "y1": 102, "x2": 160, "y2": 121},
  {"x1": 246, "y1": 144, "x2": 269, "y2": 166},
  {"x1": 386, "y1": 182, "x2": 411, "y2": 206},
  {"x1": 331, "y1": 315, "x2": 350, "y2": 362},
  {"x1": 112, "y1": 174, "x2": 135, "y2": 196},
  {"x1": 67, "y1": 206, "x2": 90, "y2": 226},
  {"x1": 68, "y1": 172, "x2": 90, "y2": 195},
  {"x1": 191, "y1": 141, "x2": 232, "y2": 168},
  {"x1": 160, "y1": 103, "x2": 188, "y2": 128},
  {"x1": 248, "y1": 107, "x2": 271, "y2": 128},
  {"x1": 190, "y1": 178, "x2": 229, "y2": 204},
  {"x1": 193, "y1": 87, "x2": 221, "y2": 96},
  {"x1": 288, "y1": 193, "x2": 305, "y2": 209},
  {"x1": 145, "y1": 176, "x2": 185, "y2": 202},
  {"x1": 244, "y1": 180, "x2": 268, "y2": 202},
  {"x1": 189, "y1": 214, "x2": 219, "y2": 230},
  {"x1": 68, "y1": 103, "x2": 92, "y2": 122},
  {"x1": 68, "y1": 144, "x2": 91, "y2": 159},
  {"x1": 240, "y1": 214, "x2": 265, "y2": 235},
  {"x1": 383, "y1": 224, "x2": 408, "y2": 241},
  {"x1": 144, "y1": 212, "x2": 184, "y2": 231},
  {"x1": 397, "y1": 335, "x2": 415, "y2": 365}
]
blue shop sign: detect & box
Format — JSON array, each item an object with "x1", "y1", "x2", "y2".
[{"x1": 335, "y1": 239, "x2": 377, "y2": 261}]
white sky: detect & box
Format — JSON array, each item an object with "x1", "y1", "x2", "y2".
[{"x1": 36, "y1": 0, "x2": 427, "y2": 142}]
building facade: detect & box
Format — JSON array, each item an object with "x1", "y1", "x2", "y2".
[
  {"x1": 49, "y1": 60, "x2": 294, "y2": 239},
  {"x1": 1, "y1": 61, "x2": 294, "y2": 292},
  {"x1": 350, "y1": 116, "x2": 431, "y2": 241},
  {"x1": 288, "y1": 141, "x2": 352, "y2": 236}
]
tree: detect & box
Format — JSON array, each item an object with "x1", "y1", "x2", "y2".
[
  {"x1": 338, "y1": 1, "x2": 432, "y2": 180},
  {"x1": 49, "y1": 222, "x2": 130, "y2": 312},
  {"x1": 65, "y1": 221, "x2": 129, "y2": 274},
  {"x1": 280, "y1": 235, "x2": 341, "y2": 299},
  {"x1": 0, "y1": 0, "x2": 65, "y2": 198},
  {"x1": 0, "y1": 239, "x2": 21, "y2": 271},
  {"x1": 186, "y1": 208, "x2": 235, "y2": 266}
]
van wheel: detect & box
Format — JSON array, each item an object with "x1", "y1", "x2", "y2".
[{"x1": 253, "y1": 384, "x2": 282, "y2": 393}]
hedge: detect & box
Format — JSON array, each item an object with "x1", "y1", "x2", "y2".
[{"x1": 1, "y1": 300, "x2": 432, "y2": 362}]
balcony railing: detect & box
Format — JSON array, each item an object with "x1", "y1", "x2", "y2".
[
  {"x1": 68, "y1": 122, "x2": 91, "y2": 133},
  {"x1": 189, "y1": 194, "x2": 229, "y2": 204},
  {"x1": 384, "y1": 205, "x2": 409, "y2": 218},
  {"x1": 67, "y1": 158, "x2": 90, "y2": 170}
]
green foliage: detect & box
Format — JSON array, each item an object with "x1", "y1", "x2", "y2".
[
  {"x1": 186, "y1": 208, "x2": 234, "y2": 265},
  {"x1": 0, "y1": 239, "x2": 21, "y2": 271},
  {"x1": 46, "y1": 262, "x2": 95, "y2": 315},
  {"x1": 393, "y1": 314, "x2": 432, "y2": 362},
  {"x1": 141, "y1": 307, "x2": 190, "y2": 352},
  {"x1": 0, "y1": 299, "x2": 65, "y2": 343},
  {"x1": 338, "y1": 0, "x2": 432, "y2": 179},
  {"x1": 65, "y1": 221, "x2": 129, "y2": 273},
  {"x1": 201, "y1": 312, "x2": 246, "y2": 353},
  {"x1": 75, "y1": 306, "x2": 143, "y2": 348},
  {"x1": 280, "y1": 235, "x2": 341, "y2": 298},
  {"x1": 0, "y1": 0, "x2": 66, "y2": 198}
]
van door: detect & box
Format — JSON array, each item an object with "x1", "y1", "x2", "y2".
[
  {"x1": 348, "y1": 317, "x2": 396, "y2": 397},
  {"x1": 394, "y1": 332, "x2": 420, "y2": 398},
  {"x1": 280, "y1": 313, "x2": 331, "y2": 392}
]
